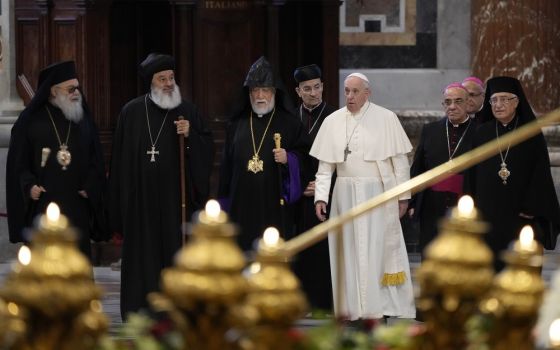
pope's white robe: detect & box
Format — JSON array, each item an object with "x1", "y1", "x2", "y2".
[{"x1": 311, "y1": 101, "x2": 415, "y2": 320}]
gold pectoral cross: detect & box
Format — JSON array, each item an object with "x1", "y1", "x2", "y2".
[{"x1": 247, "y1": 154, "x2": 264, "y2": 173}]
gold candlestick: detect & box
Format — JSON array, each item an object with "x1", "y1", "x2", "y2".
[
  {"x1": 0, "y1": 203, "x2": 107, "y2": 350},
  {"x1": 480, "y1": 225, "x2": 544, "y2": 350},
  {"x1": 149, "y1": 200, "x2": 250, "y2": 350},
  {"x1": 416, "y1": 195, "x2": 494, "y2": 350},
  {"x1": 243, "y1": 227, "x2": 308, "y2": 350}
]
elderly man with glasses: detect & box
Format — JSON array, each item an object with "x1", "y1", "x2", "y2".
[
  {"x1": 6, "y1": 61, "x2": 109, "y2": 257},
  {"x1": 409, "y1": 82, "x2": 477, "y2": 257},
  {"x1": 462, "y1": 76, "x2": 485, "y2": 121},
  {"x1": 465, "y1": 76, "x2": 560, "y2": 271}
]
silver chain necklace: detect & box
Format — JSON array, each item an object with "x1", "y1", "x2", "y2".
[
  {"x1": 299, "y1": 102, "x2": 327, "y2": 135},
  {"x1": 445, "y1": 118, "x2": 471, "y2": 160},
  {"x1": 145, "y1": 94, "x2": 170, "y2": 162},
  {"x1": 344, "y1": 101, "x2": 370, "y2": 161}
]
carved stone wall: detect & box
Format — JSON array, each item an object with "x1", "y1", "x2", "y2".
[{"x1": 472, "y1": 0, "x2": 560, "y2": 115}]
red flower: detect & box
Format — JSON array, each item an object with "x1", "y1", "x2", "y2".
[
  {"x1": 150, "y1": 318, "x2": 174, "y2": 339},
  {"x1": 287, "y1": 328, "x2": 306, "y2": 342}
]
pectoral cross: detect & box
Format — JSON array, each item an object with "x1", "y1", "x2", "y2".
[
  {"x1": 147, "y1": 146, "x2": 159, "y2": 162},
  {"x1": 344, "y1": 146, "x2": 351, "y2": 161}
]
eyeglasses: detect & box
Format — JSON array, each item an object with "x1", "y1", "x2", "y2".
[
  {"x1": 490, "y1": 96, "x2": 517, "y2": 106},
  {"x1": 57, "y1": 85, "x2": 79, "y2": 94},
  {"x1": 442, "y1": 98, "x2": 466, "y2": 107},
  {"x1": 469, "y1": 92, "x2": 484, "y2": 98}
]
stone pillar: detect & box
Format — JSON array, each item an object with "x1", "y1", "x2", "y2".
[{"x1": 0, "y1": 0, "x2": 24, "y2": 261}]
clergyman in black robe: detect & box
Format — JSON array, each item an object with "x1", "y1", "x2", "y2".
[
  {"x1": 6, "y1": 61, "x2": 108, "y2": 257},
  {"x1": 218, "y1": 56, "x2": 309, "y2": 251},
  {"x1": 409, "y1": 82, "x2": 476, "y2": 257},
  {"x1": 461, "y1": 76, "x2": 486, "y2": 124},
  {"x1": 465, "y1": 76, "x2": 560, "y2": 271},
  {"x1": 291, "y1": 64, "x2": 337, "y2": 313},
  {"x1": 108, "y1": 53, "x2": 214, "y2": 320}
]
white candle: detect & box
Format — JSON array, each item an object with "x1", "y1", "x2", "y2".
[
  {"x1": 549, "y1": 318, "x2": 560, "y2": 346},
  {"x1": 46, "y1": 202, "x2": 60, "y2": 223},
  {"x1": 263, "y1": 227, "x2": 280, "y2": 247},
  {"x1": 457, "y1": 195, "x2": 475, "y2": 218},
  {"x1": 17, "y1": 245, "x2": 31, "y2": 266},
  {"x1": 519, "y1": 225, "x2": 534, "y2": 250},
  {"x1": 205, "y1": 199, "x2": 221, "y2": 220}
]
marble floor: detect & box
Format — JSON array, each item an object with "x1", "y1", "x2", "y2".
[{"x1": 0, "y1": 251, "x2": 559, "y2": 334}]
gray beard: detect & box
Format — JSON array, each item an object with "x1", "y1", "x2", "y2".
[
  {"x1": 150, "y1": 84, "x2": 182, "y2": 110},
  {"x1": 50, "y1": 93, "x2": 84, "y2": 123},
  {"x1": 251, "y1": 98, "x2": 275, "y2": 116}
]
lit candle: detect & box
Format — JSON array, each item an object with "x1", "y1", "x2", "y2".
[
  {"x1": 18, "y1": 245, "x2": 31, "y2": 266},
  {"x1": 549, "y1": 318, "x2": 560, "y2": 347},
  {"x1": 263, "y1": 227, "x2": 280, "y2": 247},
  {"x1": 199, "y1": 199, "x2": 227, "y2": 224},
  {"x1": 39, "y1": 202, "x2": 68, "y2": 230},
  {"x1": 457, "y1": 195, "x2": 475, "y2": 218},
  {"x1": 46, "y1": 202, "x2": 60, "y2": 223},
  {"x1": 205, "y1": 200, "x2": 221, "y2": 220},
  {"x1": 516, "y1": 225, "x2": 537, "y2": 253}
]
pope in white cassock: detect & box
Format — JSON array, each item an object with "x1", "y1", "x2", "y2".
[{"x1": 311, "y1": 72, "x2": 415, "y2": 320}]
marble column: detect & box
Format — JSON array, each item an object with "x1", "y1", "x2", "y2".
[{"x1": 0, "y1": 0, "x2": 24, "y2": 261}]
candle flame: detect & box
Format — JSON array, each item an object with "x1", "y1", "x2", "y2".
[
  {"x1": 457, "y1": 195, "x2": 474, "y2": 216},
  {"x1": 18, "y1": 245, "x2": 31, "y2": 266},
  {"x1": 46, "y1": 202, "x2": 60, "y2": 222},
  {"x1": 205, "y1": 200, "x2": 221, "y2": 219},
  {"x1": 519, "y1": 225, "x2": 534, "y2": 249},
  {"x1": 263, "y1": 227, "x2": 280, "y2": 246},
  {"x1": 550, "y1": 318, "x2": 560, "y2": 345}
]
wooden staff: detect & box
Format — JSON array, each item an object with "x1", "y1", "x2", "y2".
[
  {"x1": 274, "y1": 133, "x2": 286, "y2": 237},
  {"x1": 178, "y1": 116, "x2": 187, "y2": 244}
]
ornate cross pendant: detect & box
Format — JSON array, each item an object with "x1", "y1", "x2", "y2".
[
  {"x1": 147, "y1": 146, "x2": 159, "y2": 162},
  {"x1": 498, "y1": 162, "x2": 510, "y2": 185},
  {"x1": 247, "y1": 154, "x2": 263, "y2": 173}
]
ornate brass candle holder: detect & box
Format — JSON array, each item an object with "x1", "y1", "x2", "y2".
[
  {"x1": 149, "y1": 200, "x2": 250, "y2": 350},
  {"x1": 0, "y1": 203, "x2": 107, "y2": 350},
  {"x1": 243, "y1": 227, "x2": 308, "y2": 350},
  {"x1": 480, "y1": 225, "x2": 544, "y2": 350},
  {"x1": 416, "y1": 196, "x2": 494, "y2": 350}
]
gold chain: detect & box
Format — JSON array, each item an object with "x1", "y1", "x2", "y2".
[
  {"x1": 250, "y1": 108, "x2": 276, "y2": 157},
  {"x1": 46, "y1": 106, "x2": 71, "y2": 147}
]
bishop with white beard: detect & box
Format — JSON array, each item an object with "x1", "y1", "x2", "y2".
[
  {"x1": 6, "y1": 60, "x2": 109, "y2": 257},
  {"x1": 108, "y1": 53, "x2": 215, "y2": 320}
]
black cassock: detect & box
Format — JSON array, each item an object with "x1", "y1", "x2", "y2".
[
  {"x1": 410, "y1": 117, "x2": 476, "y2": 256},
  {"x1": 109, "y1": 95, "x2": 214, "y2": 319},
  {"x1": 466, "y1": 118, "x2": 560, "y2": 271},
  {"x1": 218, "y1": 108, "x2": 309, "y2": 251},
  {"x1": 292, "y1": 101, "x2": 337, "y2": 311},
  {"x1": 6, "y1": 105, "x2": 107, "y2": 256}
]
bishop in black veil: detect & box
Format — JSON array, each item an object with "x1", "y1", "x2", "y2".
[
  {"x1": 465, "y1": 76, "x2": 560, "y2": 271},
  {"x1": 218, "y1": 56, "x2": 309, "y2": 251},
  {"x1": 108, "y1": 53, "x2": 214, "y2": 319},
  {"x1": 6, "y1": 60, "x2": 109, "y2": 257}
]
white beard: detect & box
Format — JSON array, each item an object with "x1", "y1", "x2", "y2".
[
  {"x1": 251, "y1": 97, "x2": 275, "y2": 116},
  {"x1": 150, "y1": 84, "x2": 182, "y2": 110},
  {"x1": 50, "y1": 93, "x2": 84, "y2": 122}
]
